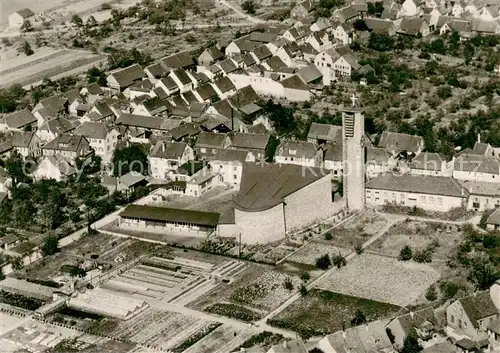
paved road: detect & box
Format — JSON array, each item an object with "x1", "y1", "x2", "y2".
[
  {"x1": 255, "y1": 215, "x2": 399, "y2": 327},
  {"x1": 124, "y1": 22, "x2": 253, "y2": 30},
  {"x1": 218, "y1": 0, "x2": 265, "y2": 24}
]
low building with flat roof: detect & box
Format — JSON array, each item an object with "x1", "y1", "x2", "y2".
[
  {"x1": 0, "y1": 277, "x2": 54, "y2": 302},
  {"x1": 118, "y1": 204, "x2": 220, "y2": 237}
]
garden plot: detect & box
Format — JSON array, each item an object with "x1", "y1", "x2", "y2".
[
  {"x1": 230, "y1": 271, "x2": 302, "y2": 312},
  {"x1": 183, "y1": 324, "x2": 254, "y2": 353},
  {"x1": 316, "y1": 253, "x2": 440, "y2": 306},
  {"x1": 100, "y1": 256, "x2": 246, "y2": 304},
  {"x1": 369, "y1": 220, "x2": 463, "y2": 260},
  {"x1": 0, "y1": 312, "x2": 24, "y2": 336},
  {"x1": 287, "y1": 242, "x2": 351, "y2": 266}
]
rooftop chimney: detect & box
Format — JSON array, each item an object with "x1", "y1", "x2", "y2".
[{"x1": 162, "y1": 142, "x2": 166, "y2": 152}]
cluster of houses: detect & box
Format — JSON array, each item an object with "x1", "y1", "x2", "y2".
[{"x1": 244, "y1": 281, "x2": 500, "y2": 353}]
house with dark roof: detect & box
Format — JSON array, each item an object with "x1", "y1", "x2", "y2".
[
  {"x1": 452, "y1": 154, "x2": 500, "y2": 183},
  {"x1": 2, "y1": 109, "x2": 38, "y2": 132},
  {"x1": 9, "y1": 8, "x2": 35, "y2": 29},
  {"x1": 291, "y1": 0, "x2": 316, "y2": 19},
  {"x1": 194, "y1": 83, "x2": 219, "y2": 103},
  {"x1": 0, "y1": 131, "x2": 42, "y2": 157},
  {"x1": 194, "y1": 132, "x2": 228, "y2": 159},
  {"x1": 364, "y1": 18, "x2": 397, "y2": 35},
  {"x1": 80, "y1": 83, "x2": 103, "y2": 104},
  {"x1": 159, "y1": 51, "x2": 195, "y2": 70},
  {"x1": 115, "y1": 114, "x2": 173, "y2": 138},
  {"x1": 149, "y1": 141, "x2": 194, "y2": 180},
  {"x1": 275, "y1": 140, "x2": 323, "y2": 167},
  {"x1": 282, "y1": 26, "x2": 310, "y2": 45},
  {"x1": 366, "y1": 146, "x2": 394, "y2": 179},
  {"x1": 169, "y1": 68, "x2": 195, "y2": 93},
  {"x1": 281, "y1": 75, "x2": 311, "y2": 102},
  {"x1": 212, "y1": 76, "x2": 236, "y2": 100},
  {"x1": 89, "y1": 101, "x2": 115, "y2": 123},
  {"x1": 250, "y1": 45, "x2": 273, "y2": 64},
  {"x1": 157, "y1": 76, "x2": 180, "y2": 97},
  {"x1": 197, "y1": 46, "x2": 223, "y2": 66},
  {"x1": 42, "y1": 134, "x2": 92, "y2": 160},
  {"x1": 297, "y1": 65, "x2": 323, "y2": 85},
  {"x1": 123, "y1": 79, "x2": 154, "y2": 101},
  {"x1": 398, "y1": 17, "x2": 430, "y2": 37},
  {"x1": 169, "y1": 123, "x2": 202, "y2": 142},
  {"x1": 366, "y1": 174, "x2": 468, "y2": 212},
  {"x1": 230, "y1": 163, "x2": 333, "y2": 244},
  {"x1": 33, "y1": 154, "x2": 76, "y2": 182},
  {"x1": 207, "y1": 148, "x2": 251, "y2": 185},
  {"x1": 132, "y1": 96, "x2": 172, "y2": 117},
  {"x1": 217, "y1": 58, "x2": 239, "y2": 76},
  {"x1": 225, "y1": 132, "x2": 271, "y2": 161},
  {"x1": 307, "y1": 123, "x2": 342, "y2": 144},
  {"x1": 446, "y1": 291, "x2": 498, "y2": 340},
  {"x1": 409, "y1": 152, "x2": 452, "y2": 177},
  {"x1": 107, "y1": 64, "x2": 146, "y2": 91},
  {"x1": 487, "y1": 208, "x2": 500, "y2": 231},
  {"x1": 378, "y1": 131, "x2": 425, "y2": 157},
  {"x1": 323, "y1": 142, "x2": 343, "y2": 176},
  {"x1": 145, "y1": 62, "x2": 168, "y2": 80},
  {"x1": 74, "y1": 122, "x2": 120, "y2": 161},
  {"x1": 36, "y1": 117, "x2": 79, "y2": 143},
  {"x1": 386, "y1": 307, "x2": 439, "y2": 349},
  {"x1": 198, "y1": 113, "x2": 232, "y2": 133},
  {"x1": 333, "y1": 53, "x2": 362, "y2": 77}
]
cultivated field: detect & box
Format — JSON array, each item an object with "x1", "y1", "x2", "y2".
[
  {"x1": 316, "y1": 253, "x2": 440, "y2": 306},
  {"x1": 286, "y1": 242, "x2": 351, "y2": 266},
  {"x1": 369, "y1": 220, "x2": 464, "y2": 260},
  {"x1": 183, "y1": 324, "x2": 254, "y2": 353},
  {"x1": 268, "y1": 289, "x2": 400, "y2": 338},
  {"x1": 0, "y1": 47, "x2": 106, "y2": 89},
  {"x1": 0, "y1": 312, "x2": 24, "y2": 336}
]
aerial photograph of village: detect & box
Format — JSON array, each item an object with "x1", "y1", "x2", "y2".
[{"x1": 1, "y1": 0, "x2": 500, "y2": 352}]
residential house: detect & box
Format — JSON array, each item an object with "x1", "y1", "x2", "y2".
[
  {"x1": 297, "y1": 65, "x2": 323, "y2": 86},
  {"x1": 208, "y1": 148, "x2": 251, "y2": 185},
  {"x1": 488, "y1": 319, "x2": 500, "y2": 353},
  {"x1": 185, "y1": 166, "x2": 222, "y2": 197},
  {"x1": 225, "y1": 132, "x2": 271, "y2": 161},
  {"x1": 366, "y1": 146, "x2": 394, "y2": 179},
  {"x1": 319, "y1": 320, "x2": 393, "y2": 353},
  {"x1": 0, "y1": 235, "x2": 21, "y2": 251},
  {"x1": 217, "y1": 58, "x2": 239, "y2": 76},
  {"x1": 382, "y1": 1, "x2": 402, "y2": 20},
  {"x1": 157, "y1": 76, "x2": 180, "y2": 97},
  {"x1": 33, "y1": 154, "x2": 76, "y2": 182},
  {"x1": 36, "y1": 117, "x2": 79, "y2": 143},
  {"x1": 159, "y1": 51, "x2": 195, "y2": 71},
  {"x1": 323, "y1": 142, "x2": 343, "y2": 176},
  {"x1": 250, "y1": 45, "x2": 273, "y2": 65},
  {"x1": 106, "y1": 64, "x2": 146, "y2": 91},
  {"x1": 275, "y1": 42, "x2": 302, "y2": 68},
  {"x1": 333, "y1": 53, "x2": 362, "y2": 77},
  {"x1": 149, "y1": 141, "x2": 194, "y2": 180},
  {"x1": 0, "y1": 131, "x2": 42, "y2": 157},
  {"x1": 194, "y1": 84, "x2": 219, "y2": 103},
  {"x1": 74, "y1": 122, "x2": 120, "y2": 162},
  {"x1": 115, "y1": 114, "x2": 176, "y2": 138},
  {"x1": 65, "y1": 89, "x2": 86, "y2": 117},
  {"x1": 471, "y1": 19, "x2": 500, "y2": 35},
  {"x1": 169, "y1": 68, "x2": 195, "y2": 93},
  {"x1": 33, "y1": 95, "x2": 68, "y2": 115},
  {"x1": 307, "y1": 122, "x2": 342, "y2": 145},
  {"x1": 212, "y1": 77, "x2": 237, "y2": 100},
  {"x1": 103, "y1": 172, "x2": 148, "y2": 195},
  {"x1": 198, "y1": 47, "x2": 224, "y2": 66},
  {"x1": 451, "y1": 1, "x2": 465, "y2": 17},
  {"x1": 275, "y1": 140, "x2": 323, "y2": 167},
  {"x1": 225, "y1": 34, "x2": 260, "y2": 56},
  {"x1": 132, "y1": 96, "x2": 171, "y2": 117},
  {"x1": 331, "y1": 22, "x2": 353, "y2": 45},
  {"x1": 0, "y1": 109, "x2": 38, "y2": 132},
  {"x1": 42, "y1": 134, "x2": 92, "y2": 160},
  {"x1": 89, "y1": 101, "x2": 115, "y2": 122},
  {"x1": 332, "y1": 5, "x2": 363, "y2": 22},
  {"x1": 290, "y1": 0, "x2": 316, "y2": 19},
  {"x1": 422, "y1": 7, "x2": 442, "y2": 30},
  {"x1": 144, "y1": 62, "x2": 168, "y2": 80},
  {"x1": 365, "y1": 173, "x2": 468, "y2": 212},
  {"x1": 439, "y1": 18, "x2": 472, "y2": 35},
  {"x1": 281, "y1": 75, "x2": 311, "y2": 101},
  {"x1": 378, "y1": 131, "x2": 425, "y2": 158},
  {"x1": 386, "y1": 308, "x2": 439, "y2": 349},
  {"x1": 398, "y1": 18, "x2": 430, "y2": 37},
  {"x1": 170, "y1": 160, "x2": 206, "y2": 182},
  {"x1": 446, "y1": 291, "x2": 498, "y2": 340},
  {"x1": 461, "y1": 180, "x2": 500, "y2": 211},
  {"x1": 170, "y1": 123, "x2": 202, "y2": 143},
  {"x1": 268, "y1": 339, "x2": 308, "y2": 353},
  {"x1": 194, "y1": 132, "x2": 228, "y2": 159},
  {"x1": 399, "y1": 0, "x2": 423, "y2": 17},
  {"x1": 79, "y1": 83, "x2": 103, "y2": 104},
  {"x1": 477, "y1": 5, "x2": 499, "y2": 21},
  {"x1": 452, "y1": 154, "x2": 500, "y2": 182},
  {"x1": 198, "y1": 113, "x2": 233, "y2": 133},
  {"x1": 123, "y1": 79, "x2": 154, "y2": 100},
  {"x1": 409, "y1": 152, "x2": 452, "y2": 176},
  {"x1": 487, "y1": 208, "x2": 500, "y2": 231},
  {"x1": 8, "y1": 8, "x2": 35, "y2": 29},
  {"x1": 314, "y1": 46, "x2": 352, "y2": 84},
  {"x1": 282, "y1": 26, "x2": 310, "y2": 45},
  {"x1": 364, "y1": 18, "x2": 398, "y2": 35},
  {"x1": 310, "y1": 17, "x2": 333, "y2": 32}
]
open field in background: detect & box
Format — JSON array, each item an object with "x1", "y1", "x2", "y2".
[
  {"x1": 286, "y1": 242, "x2": 351, "y2": 266},
  {"x1": 315, "y1": 253, "x2": 440, "y2": 306},
  {"x1": 0, "y1": 48, "x2": 106, "y2": 89},
  {"x1": 268, "y1": 289, "x2": 400, "y2": 338},
  {"x1": 369, "y1": 220, "x2": 464, "y2": 260}
]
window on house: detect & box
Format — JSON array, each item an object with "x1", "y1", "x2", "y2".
[
  {"x1": 438, "y1": 197, "x2": 443, "y2": 205},
  {"x1": 233, "y1": 174, "x2": 237, "y2": 179},
  {"x1": 450, "y1": 315, "x2": 455, "y2": 323},
  {"x1": 429, "y1": 197, "x2": 435, "y2": 204}
]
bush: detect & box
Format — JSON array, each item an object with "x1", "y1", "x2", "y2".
[
  {"x1": 299, "y1": 284, "x2": 308, "y2": 297},
  {"x1": 413, "y1": 249, "x2": 432, "y2": 263},
  {"x1": 398, "y1": 245, "x2": 413, "y2": 261},
  {"x1": 425, "y1": 284, "x2": 438, "y2": 301},
  {"x1": 205, "y1": 303, "x2": 261, "y2": 322},
  {"x1": 332, "y1": 253, "x2": 347, "y2": 269},
  {"x1": 315, "y1": 254, "x2": 331, "y2": 270},
  {"x1": 300, "y1": 271, "x2": 310, "y2": 282},
  {"x1": 436, "y1": 85, "x2": 452, "y2": 99},
  {"x1": 41, "y1": 235, "x2": 59, "y2": 256},
  {"x1": 324, "y1": 232, "x2": 333, "y2": 240},
  {"x1": 283, "y1": 277, "x2": 294, "y2": 291},
  {"x1": 354, "y1": 244, "x2": 364, "y2": 255}
]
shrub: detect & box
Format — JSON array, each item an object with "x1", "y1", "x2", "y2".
[
  {"x1": 398, "y1": 245, "x2": 413, "y2": 261},
  {"x1": 413, "y1": 249, "x2": 432, "y2": 263},
  {"x1": 425, "y1": 284, "x2": 438, "y2": 301},
  {"x1": 332, "y1": 253, "x2": 347, "y2": 269},
  {"x1": 299, "y1": 284, "x2": 308, "y2": 297},
  {"x1": 283, "y1": 277, "x2": 294, "y2": 291},
  {"x1": 355, "y1": 244, "x2": 364, "y2": 254},
  {"x1": 41, "y1": 235, "x2": 59, "y2": 256},
  {"x1": 300, "y1": 271, "x2": 310, "y2": 282},
  {"x1": 315, "y1": 254, "x2": 331, "y2": 270},
  {"x1": 324, "y1": 232, "x2": 333, "y2": 240}
]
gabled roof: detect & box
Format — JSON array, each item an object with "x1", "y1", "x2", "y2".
[
  {"x1": 171, "y1": 68, "x2": 192, "y2": 85},
  {"x1": 15, "y1": 8, "x2": 35, "y2": 18},
  {"x1": 145, "y1": 62, "x2": 168, "y2": 79},
  {"x1": 153, "y1": 86, "x2": 168, "y2": 99},
  {"x1": 454, "y1": 154, "x2": 499, "y2": 174},
  {"x1": 209, "y1": 148, "x2": 250, "y2": 163},
  {"x1": 228, "y1": 132, "x2": 271, "y2": 150},
  {"x1": 199, "y1": 113, "x2": 231, "y2": 131},
  {"x1": 170, "y1": 123, "x2": 202, "y2": 140},
  {"x1": 109, "y1": 64, "x2": 146, "y2": 88},
  {"x1": 340, "y1": 53, "x2": 361, "y2": 71},
  {"x1": 195, "y1": 132, "x2": 227, "y2": 149},
  {"x1": 218, "y1": 58, "x2": 238, "y2": 74},
  {"x1": 196, "y1": 84, "x2": 218, "y2": 101},
  {"x1": 40, "y1": 117, "x2": 79, "y2": 135},
  {"x1": 83, "y1": 82, "x2": 103, "y2": 95},
  {"x1": 472, "y1": 142, "x2": 491, "y2": 156},
  {"x1": 128, "y1": 78, "x2": 154, "y2": 92},
  {"x1": 93, "y1": 101, "x2": 114, "y2": 117},
  {"x1": 5, "y1": 109, "x2": 37, "y2": 129},
  {"x1": 249, "y1": 31, "x2": 278, "y2": 43},
  {"x1": 42, "y1": 134, "x2": 87, "y2": 152},
  {"x1": 366, "y1": 174, "x2": 467, "y2": 198},
  {"x1": 120, "y1": 204, "x2": 219, "y2": 226},
  {"x1": 160, "y1": 51, "x2": 195, "y2": 69},
  {"x1": 150, "y1": 141, "x2": 188, "y2": 159},
  {"x1": 281, "y1": 75, "x2": 309, "y2": 90},
  {"x1": 286, "y1": 26, "x2": 310, "y2": 40},
  {"x1": 277, "y1": 140, "x2": 318, "y2": 159},
  {"x1": 487, "y1": 207, "x2": 500, "y2": 225},
  {"x1": 324, "y1": 142, "x2": 342, "y2": 162},
  {"x1": 182, "y1": 91, "x2": 199, "y2": 104},
  {"x1": 64, "y1": 89, "x2": 83, "y2": 104},
  {"x1": 394, "y1": 307, "x2": 438, "y2": 336},
  {"x1": 410, "y1": 152, "x2": 447, "y2": 171},
  {"x1": 74, "y1": 122, "x2": 109, "y2": 139},
  {"x1": 265, "y1": 56, "x2": 287, "y2": 71},
  {"x1": 295, "y1": 0, "x2": 316, "y2": 12},
  {"x1": 460, "y1": 180, "x2": 500, "y2": 197},
  {"x1": 119, "y1": 171, "x2": 147, "y2": 189},
  {"x1": 200, "y1": 46, "x2": 223, "y2": 61},
  {"x1": 366, "y1": 146, "x2": 391, "y2": 164},
  {"x1": 229, "y1": 85, "x2": 260, "y2": 109},
  {"x1": 142, "y1": 96, "x2": 171, "y2": 115},
  {"x1": 364, "y1": 18, "x2": 396, "y2": 34},
  {"x1": 378, "y1": 131, "x2": 424, "y2": 154},
  {"x1": 214, "y1": 76, "x2": 236, "y2": 93},
  {"x1": 252, "y1": 45, "x2": 272, "y2": 61},
  {"x1": 297, "y1": 65, "x2": 322, "y2": 83},
  {"x1": 242, "y1": 52, "x2": 257, "y2": 67},
  {"x1": 233, "y1": 163, "x2": 325, "y2": 212},
  {"x1": 457, "y1": 292, "x2": 498, "y2": 327},
  {"x1": 307, "y1": 122, "x2": 342, "y2": 142},
  {"x1": 399, "y1": 18, "x2": 428, "y2": 35},
  {"x1": 115, "y1": 114, "x2": 165, "y2": 130}
]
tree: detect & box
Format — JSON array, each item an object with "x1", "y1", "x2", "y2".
[
  {"x1": 299, "y1": 284, "x2": 308, "y2": 296},
  {"x1": 425, "y1": 284, "x2": 438, "y2": 301},
  {"x1": 283, "y1": 277, "x2": 294, "y2": 291},
  {"x1": 20, "y1": 20, "x2": 33, "y2": 32},
  {"x1": 0, "y1": 268, "x2": 4, "y2": 280},
  {"x1": 401, "y1": 329, "x2": 423, "y2": 353},
  {"x1": 332, "y1": 253, "x2": 347, "y2": 269},
  {"x1": 112, "y1": 144, "x2": 149, "y2": 176},
  {"x1": 367, "y1": 2, "x2": 384, "y2": 16},
  {"x1": 301, "y1": 271, "x2": 310, "y2": 282},
  {"x1": 86, "y1": 15, "x2": 98, "y2": 27},
  {"x1": 41, "y1": 235, "x2": 59, "y2": 256},
  {"x1": 315, "y1": 254, "x2": 331, "y2": 270},
  {"x1": 467, "y1": 256, "x2": 499, "y2": 290},
  {"x1": 86, "y1": 66, "x2": 107, "y2": 86},
  {"x1": 69, "y1": 266, "x2": 86, "y2": 278},
  {"x1": 22, "y1": 41, "x2": 34, "y2": 56},
  {"x1": 242, "y1": 0, "x2": 257, "y2": 14},
  {"x1": 351, "y1": 309, "x2": 366, "y2": 326},
  {"x1": 399, "y1": 245, "x2": 413, "y2": 261},
  {"x1": 5, "y1": 152, "x2": 31, "y2": 188},
  {"x1": 353, "y1": 19, "x2": 369, "y2": 32},
  {"x1": 71, "y1": 14, "x2": 83, "y2": 27},
  {"x1": 10, "y1": 256, "x2": 23, "y2": 270},
  {"x1": 436, "y1": 85, "x2": 452, "y2": 99}
]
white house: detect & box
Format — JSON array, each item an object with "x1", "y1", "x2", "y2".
[
  {"x1": 9, "y1": 8, "x2": 34, "y2": 29},
  {"x1": 461, "y1": 180, "x2": 500, "y2": 212},
  {"x1": 398, "y1": 0, "x2": 422, "y2": 17},
  {"x1": 366, "y1": 174, "x2": 468, "y2": 212},
  {"x1": 74, "y1": 122, "x2": 120, "y2": 162},
  {"x1": 185, "y1": 167, "x2": 223, "y2": 197},
  {"x1": 452, "y1": 154, "x2": 500, "y2": 182},
  {"x1": 169, "y1": 68, "x2": 195, "y2": 93},
  {"x1": 208, "y1": 148, "x2": 251, "y2": 186},
  {"x1": 281, "y1": 75, "x2": 310, "y2": 101},
  {"x1": 149, "y1": 141, "x2": 194, "y2": 180},
  {"x1": 157, "y1": 77, "x2": 180, "y2": 97},
  {"x1": 33, "y1": 155, "x2": 76, "y2": 182},
  {"x1": 333, "y1": 53, "x2": 361, "y2": 77},
  {"x1": 275, "y1": 140, "x2": 323, "y2": 167},
  {"x1": 332, "y1": 23, "x2": 352, "y2": 45},
  {"x1": 409, "y1": 152, "x2": 452, "y2": 176}
]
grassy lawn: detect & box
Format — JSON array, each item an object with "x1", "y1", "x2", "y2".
[
  {"x1": 205, "y1": 303, "x2": 262, "y2": 322},
  {"x1": 267, "y1": 289, "x2": 401, "y2": 338}
]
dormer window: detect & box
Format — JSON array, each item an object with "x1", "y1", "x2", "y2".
[{"x1": 289, "y1": 149, "x2": 297, "y2": 155}]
